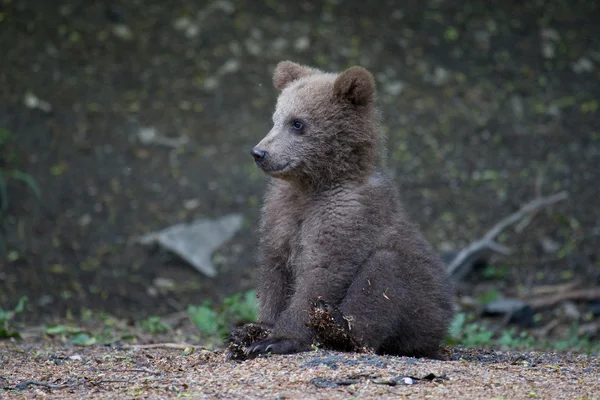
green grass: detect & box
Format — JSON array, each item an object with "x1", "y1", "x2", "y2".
[
  {"x1": 3, "y1": 289, "x2": 596, "y2": 357},
  {"x1": 139, "y1": 315, "x2": 171, "y2": 334},
  {"x1": 446, "y1": 312, "x2": 600, "y2": 355},
  {"x1": 188, "y1": 290, "x2": 258, "y2": 341},
  {"x1": 0, "y1": 296, "x2": 28, "y2": 339}
]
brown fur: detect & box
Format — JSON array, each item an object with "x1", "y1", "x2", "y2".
[{"x1": 242, "y1": 61, "x2": 454, "y2": 358}]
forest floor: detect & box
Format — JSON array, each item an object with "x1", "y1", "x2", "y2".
[{"x1": 2, "y1": 337, "x2": 599, "y2": 399}]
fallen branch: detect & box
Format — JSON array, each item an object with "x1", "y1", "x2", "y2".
[
  {"x1": 529, "y1": 288, "x2": 600, "y2": 310},
  {"x1": 123, "y1": 343, "x2": 202, "y2": 350},
  {"x1": 95, "y1": 379, "x2": 138, "y2": 384},
  {"x1": 114, "y1": 367, "x2": 163, "y2": 375},
  {"x1": 447, "y1": 191, "x2": 568, "y2": 279},
  {"x1": 14, "y1": 380, "x2": 70, "y2": 390},
  {"x1": 529, "y1": 281, "x2": 581, "y2": 296}
]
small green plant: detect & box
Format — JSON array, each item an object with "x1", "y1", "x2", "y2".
[
  {"x1": 481, "y1": 264, "x2": 509, "y2": 280},
  {"x1": 221, "y1": 290, "x2": 259, "y2": 324},
  {"x1": 139, "y1": 316, "x2": 171, "y2": 334},
  {"x1": 188, "y1": 290, "x2": 259, "y2": 341},
  {"x1": 188, "y1": 302, "x2": 219, "y2": 335},
  {"x1": 446, "y1": 313, "x2": 494, "y2": 347},
  {"x1": 0, "y1": 296, "x2": 28, "y2": 339},
  {"x1": 478, "y1": 288, "x2": 501, "y2": 305},
  {"x1": 446, "y1": 313, "x2": 600, "y2": 354},
  {"x1": 44, "y1": 323, "x2": 129, "y2": 346},
  {"x1": 0, "y1": 128, "x2": 40, "y2": 252},
  {"x1": 498, "y1": 328, "x2": 536, "y2": 349}
]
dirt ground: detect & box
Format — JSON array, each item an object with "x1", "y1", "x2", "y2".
[
  {"x1": 1, "y1": 341, "x2": 599, "y2": 399},
  {"x1": 1, "y1": 0, "x2": 599, "y2": 397}
]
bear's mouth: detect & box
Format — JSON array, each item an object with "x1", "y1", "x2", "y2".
[{"x1": 260, "y1": 162, "x2": 291, "y2": 176}]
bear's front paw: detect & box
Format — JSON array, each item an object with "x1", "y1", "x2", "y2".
[
  {"x1": 245, "y1": 337, "x2": 310, "y2": 357},
  {"x1": 226, "y1": 323, "x2": 272, "y2": 360}
]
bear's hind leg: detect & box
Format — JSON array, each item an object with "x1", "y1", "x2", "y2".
[{"x1": 338, "y1": 250, "x2": 448, "y2": 357}]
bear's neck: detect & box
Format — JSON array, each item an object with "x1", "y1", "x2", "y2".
[{"x1": 285, "y1": 159, "x2": 381, "y2": 194}]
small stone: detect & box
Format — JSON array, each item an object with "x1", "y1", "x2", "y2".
[
  {"x1": 431, "y1": 66, "x2": 450, "y2": 86},
  {"x1": 212, "y1": 0, "x2": 235, "y2": 14},
  {"x1": 78, "y1": 214, "x2": 92, "y2": 227},
  {"x1": 384, "y1": 81, "x2": 404, "y2": 96},
  {"x1": 561, "y1": 301, "x2": 580, "y2": 321},
  {"x1": 138, "y1": 127, "x2": 158, "y2": 144},
  {"x1": 112, "y1": 24, "x2": 133, "y2": 41},
  {"x1": 173, "y1": 16, "x2": 192, "y2": 31},
  {"x1": 571, "y1": 57, "x2": 594, "y2": 74},
  {"x1": 218, "y1": 59, "x2": 239, "y2": 75},
  {"x1": 510, "y1": 95, "x2": 524, "y2": 120},
  {"x1": 540, "y1": 28, "x2": 560, "y2": 41},
  {"x1": 204, "y1": 77, "x2": 219, "y2": 90},
  {"x1": 184, "y1": 24, "x2": 200, "y2": 39},
  {"x1": 69, "y1": 355, "x2": 82, "y2": 361},
  {"x1": 245, "y1": 39, "x2": 261, "y2": 56},
  {"x1": 402, "y1": 377, "x2": 415, "y2": 385},
  {"x1": 183, "y1": 199, "x2": 200, "y2": 210},
  {"x1": 540, "y1": 236, "x2": 560, "y2": 254},
  {"x1": 294, "y1": 37, "x2": 310, "y2": 51},
  {"x1": 546, "y1": 104, "x2": 561, "y2": 118},
  {"x1": 23, "y1": 92, "x2": 52, "y2": 112},
  {"x1": 542, "y1": 42, "x2": 555, "y2": 59},
  {"x1": 484, "y1": 299, "x2": 528, "y2": 315},
  {"x1": 153, "y1": 277, "x2": 176, "y2": 291}
]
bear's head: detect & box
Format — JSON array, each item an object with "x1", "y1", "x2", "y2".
[{"x1": 251, "y1": 61, "x2": 381, "y2": 189}]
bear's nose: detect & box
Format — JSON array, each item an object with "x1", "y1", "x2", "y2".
[{"x1": 251, "y1": 147, "x2": 267, "y2": 162}]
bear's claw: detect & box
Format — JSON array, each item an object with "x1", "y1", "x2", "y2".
[{"x1": 245, "y1": 337, "x2": 308, "y2": 357}]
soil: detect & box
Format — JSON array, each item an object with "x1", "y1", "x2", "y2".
[
  {"x1": 0, "y1": 0, "x2": 599, "y2": 396},
  {"x1": 1, "y1": 340, "x2": 598, "y2": 399}
]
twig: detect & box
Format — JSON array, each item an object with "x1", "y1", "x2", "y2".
[
  {"x1": 93, "y1": 378, "x2": 141, "y2": 385},
  {"x1": 447, "y1": 191, "x2": 568, "y2": 279},
  {"x1": 529, "y1": 288, "x2": 600, "y2": 310},
  {"x1": 529, "y1": 280, "x2": 581, "y2": 296},
  {"x1": 123, "y1": 343, "x2": 201, "y2": 350},
  {"x1": 114, "y1": 367, "x2": 163, "y2": 375},
  {"x1": 14, "y1": 380, "x2": 69, "y2": 390}
]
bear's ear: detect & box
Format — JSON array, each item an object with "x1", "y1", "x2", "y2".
[
  {"x1": 273, "y1": 61, "x2": 317, "y2": 91},
  {"x1": 333, "y1": 66, "x2": 376, "y2": 105}
]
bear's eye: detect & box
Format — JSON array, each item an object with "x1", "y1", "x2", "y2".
[{"x1": 291, "y1": 120, "x2": 304, "y2": 131}]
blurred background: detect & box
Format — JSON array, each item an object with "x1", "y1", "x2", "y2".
[{"x1": 0, "y1": 0, "x2": 598, "y2": 351}]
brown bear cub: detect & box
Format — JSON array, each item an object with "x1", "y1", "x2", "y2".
[{"x1": 234, "y1": 61, "x2": 454, "y2": 359}]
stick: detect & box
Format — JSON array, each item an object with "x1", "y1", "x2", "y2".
[
  {"x1": 123, "y1": 343, "x2": 202, "y2": 350},
  {"x1": 14, "y1": 380, "x2": 70, "y2": 390},
  {"x1": 529, "y1": 288, "x2": 600, "y2": 310},
  {"x1": 447, "y1": 191, "x2": 568, "y2": 279},
  {"x1": 114, "y1": 367, "x2": 163, "y2": 375}
]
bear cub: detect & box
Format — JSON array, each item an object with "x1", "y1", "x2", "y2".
[{"x1": 238, "y1": 61, "x2": 454, "y2": 359}]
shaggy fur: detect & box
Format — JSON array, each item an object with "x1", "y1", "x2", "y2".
[{"x1": 242, "y1": 61, "x2": 454, "y2": 358}]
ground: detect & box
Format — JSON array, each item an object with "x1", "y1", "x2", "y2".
[
  {"x1": 0, "y1": 0, "x2": 599, "y2": 397},
  {"x1": 1, "y1": 340, "x2": 599, "y2": 399}
]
